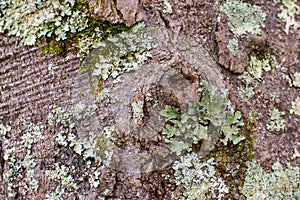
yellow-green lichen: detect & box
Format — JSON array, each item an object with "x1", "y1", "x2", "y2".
[
  {"x1": 220, "y1": 0, "x2": 266, "y2": 37},
  {"x1": 247, "y1": 55, "x2": 272, "y2": 79},
  {"x1": 278, "y1": 0, "x2": 300, "y2": 34}
]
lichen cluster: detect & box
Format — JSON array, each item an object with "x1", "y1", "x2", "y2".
[
  {"x1": 172, "y1": 153, "x2": 228, "y2": 199},
  {"x1": 242, "y1": 160, "x2": 300, "y2": 199},
  {"x1": 0, "y1": 0, "x2": 129, "y2": 58},
  {"x1": 266, "y1": 108, "x2": 285, "y2": 132},
  {"x1": 278, "y1": 0, "x2": 300, "y2": 34},
  {"x1": 84, "y1": 22, "x2": 153, "y2": 82},
  {"x1": 1, "y1": 121, "x2": 44, "y2": 198},
  {"x1": 220, "y1": 0, "x2": 266, "y2": 37},
  {"x1": 160, "y1": 81, "x2": 245, "y2": 155},
  {"x1": 247, "y1": 56, "x2": 272, "y2": 79},
  {"x1": 290, "y1": 97, "x2": 300, "y2": 116}
]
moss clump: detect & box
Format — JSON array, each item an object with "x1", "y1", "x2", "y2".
[{"x1": 220, "y1": 0, "x2": 266, "y2": 37}]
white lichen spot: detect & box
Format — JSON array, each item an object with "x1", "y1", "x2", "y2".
[
  {"x1": 266, "y1": 108, "x2": 285, "y2": 132},
  {"x1": 163, "y1": 0, "x2": 173, "y2": 14},
  {"x1": 293, "y1": 72, "x2": 300, "y2": 87},
  {"x1": 290, "y1": 97, "x2": 300, "y2": 116}
]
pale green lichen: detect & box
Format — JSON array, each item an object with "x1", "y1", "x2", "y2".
[
  {"x1": 72, "y1": 101, "x2": 97, "y2": 121},
  {"x1": 45, "y1": 163, "x2": 78, "y2": 190},
  {"x1": 86, "y1": 22, "x2": 153, "y2": 82},
  {"x1": 160, "y1": 81, "x2": 245, "y2": 155},
  {"x1": 238, "y1": 72, "x2": 257, "y2": 99},
  {"x1": 242, "y1": 160, "x2": 300, "y2": 199},
  {"x1": 172, "y1": 153, "x2": 228, "y2": 200},
  {"x1": 1, "y1": 121, "x2": 43, "y2": 198},
  {"x1": 220, "y1": 0, "x2": 266, "y2": 37},
  {"x1": 88, "y1": 170, "x2": 101, "y2": 188},
  {"x1": 20, "y1": 121, "x2": 44, "y2": 149},
  {"x1": 0, "y1": 0, "x2": 88, "y2": 45},
  {"x1": 266, "y1": 108, "x2": 285, "y2": 132},
  {"x1": 227, "y1": 38, "x2": 239, "y2": 56},
  {"x1": 278, "y1": 0, "x2": 300, "y2": 34},
  {"x1": 247, "y1": 56, "x2": 272, "y2": 79},
  {"x1": 290, "y1": 97, "x2": 300, "y2": 116},
  {"x1": 293, "y1": 72, "x2": 300, "y2": 87}
]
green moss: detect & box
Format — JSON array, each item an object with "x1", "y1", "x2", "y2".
[{"x1": 220, "y1": 0, "x2": 266, "y2": 37}]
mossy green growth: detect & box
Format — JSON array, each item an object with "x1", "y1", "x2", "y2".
[
  {"x1": 242, "y1": 160, "x2": 300, "y2": 199},
  {"x1": 160, "y1": 81, "x2": 245, "y2": 155},
  {"x1": 278, "y1": 0, "x2": 300, "y2": 34},
  {"x1": 220, "y1": 0, "x2": 266, "y2": 37}
]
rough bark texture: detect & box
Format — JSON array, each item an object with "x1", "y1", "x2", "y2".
[{"x1": 1, "y1": 0, "x2": 300, "y2": 199}]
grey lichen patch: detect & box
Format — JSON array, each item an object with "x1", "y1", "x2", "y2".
[
  {"x1": 85, "y1": 22, "x2": 153, "y2": 82},
  {"x1": 227, "y1": 38, "x2": 239, "y2": 57},
  {"x1": 160, "y1": 81, "x2": 245, "y2": 155},
  {"x1": 220, "y1": 0, "x2": 266, "y2": 37},
  {"x1": 45, "y1": 163, "x2": 78, "y2": 191},
  {"x1": 131, "y1": 96, "x2": 145, "y2": 126},
  {"x1": 278, "y1": 0, "x2": 300, "y2": 34},
  {"x1": 266, "y1": 108, "x2": 285, "y2": 132},
  {"x1": 72, "y1": 101, "x2": 97, "y2": 121},
  {"x1": 242, "y1": 160, "x2": 300, "y2": 199},
  {"x1": 290, "y1": 97, "x2": 300, "y2": 116},
  {"x1": 1, "y1": 121, "x2": 44, "y2": 198},
  {"x1": 172, "y1": 153, "x2": 228, "y2": 200},
  {"x1": 0, "y1": 0, "x2": 88, "y2": 45}
]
